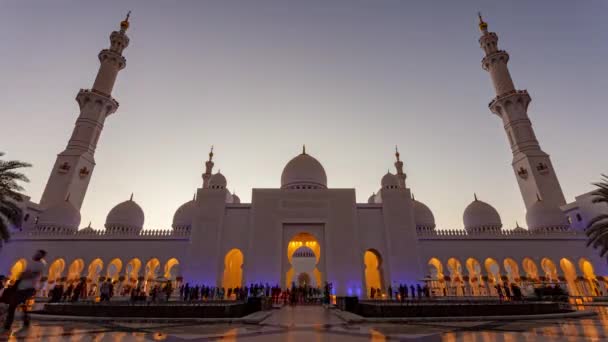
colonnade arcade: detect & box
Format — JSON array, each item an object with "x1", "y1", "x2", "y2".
[
  {"x1": 427, "y1": 256, "x2": 603, "y2": 298},
  {"x1": 7, "y1": 257, "x2": 181, "y2": 296}
]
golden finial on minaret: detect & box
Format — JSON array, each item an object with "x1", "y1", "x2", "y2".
[
  {"x1": 120, "y1": 11, "x2": 131, "y2": 32},
  {"x1": 477, "y1": 12, "x2": 488, "y2": 32},
  {"x1": 395, "y1": 145, "x2": 400, "y2": 161},
  {"x1": 302, "y1": 145, "x2": 306, "y2": 155},
  {"x1": 209, "y1": 145, "x2": 214, "y2": 161}
]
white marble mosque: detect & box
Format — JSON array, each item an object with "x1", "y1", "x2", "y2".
[{"x1": 1, "y1": 14, "x2": 607, "y2": 299}]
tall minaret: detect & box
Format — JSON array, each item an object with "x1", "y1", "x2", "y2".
[
  {"x1": 39, "y1": 13, "x2": 132, "y2": 210},
  {"x1": 202, "y1": 146, "x2": 214, "y2": 188},
  {"x1": 394, "y1": 146, "x2": 406, "y2": 189},
  {"x1": 478, "y1": 14, "x2": 566, "y2": 210}
]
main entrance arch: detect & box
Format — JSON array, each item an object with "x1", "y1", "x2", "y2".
[{"x1": 285, "y1": 232, "x2": 322, "y2": 288}]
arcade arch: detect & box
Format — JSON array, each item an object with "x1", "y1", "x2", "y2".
[
  {"x1": 106, "y1": 258, "x2": 123, "y2": 281},
  {"x1": 67, "y1": 259, "x2": 85, "y2": 282},
  {"x1": 364, "y1": 249, "x2": 384, "y2": 298},
  {"x1": 579, "y1": 258, "x2": 600, "y2": 296},
  {"x1": 47, "y1": 258, "x2": 66, "y2": 283},
  {"x1": 222, "y1": 249, "x2": 244, "y2": 291},
  {"x1": 541, "y1": 258, "x2": 558, "y2": 282},
  {"x1": 466, "y1": 258, "x2": 482, "y2": 296},
  {"x1": 560, "y1": 258, "x2": 581, "y2": 296},
  {"x1": 503, "y1": 258, "x2": 520, "y2": 283},
  {"x1": 446, "y1": 258, "x2": 464, "y2": 296},
  {"x1": 8, "y1": 258, "x2": 27, "y2": 283},
  {"x1": 522, "y1": 258, "x2": 539, "y2": 280}
]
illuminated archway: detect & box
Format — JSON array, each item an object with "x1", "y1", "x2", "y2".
[
  {"x1": 222, "y1": 249, "x2": 244, "y2": 291},
  {"x1": 484, "y1": 258, "x2": 501, "y2": 295},
  {"x1": 428, "y1": 257, "x2": 445, "y2": 296},
  {"x1": 579, "y1": 258, "x2": 599, "y2": 296},
  {"x1": 125, "y1": 258, "x2": 142, "y2": 283},
  {"x1": 364, "y1": 249, "x2": 384, "y2": 298},
  {"x1": 145, "y1": 258, "x2": 161, "y2": 281},
  {"x1": 286, "y1": 232, "x2": 321, "y2": 288},
  {"x1": 447, "y1": 258, "x2": 464, "y2": 296},
  {"x1": 48, "y1": 258, "x2": 66, "y2": 283},
  {"x1": 541, "y1": 258, "x2": 558, "y2": 282},
  {"x1": 67, "y1": 259, "x2": 85, "y2": 282},
  {"x1": 106, "y1": 258, "x2": 123, "y2": 281},
  {"x1": 522, "y1": 258, "x2": 539, "y2": 281},
  {"x1": 164, "y1": 258, "x2": 180, "y2": 280},
  {"x1": 560, "y1": 258, "x2": 580, "y2": 296},
  {"x1": 87, "y1": 258, "x2": 104, "y2": 282},
  {"x1": 466, "y1": 258, "x2": 482, "y2": 296},
  {"x1": 503, "y1": 258, "x2": 520, "y2": 283},
  {"x1": 8, "y1": 258, "x2": 27, "y2": 282}
]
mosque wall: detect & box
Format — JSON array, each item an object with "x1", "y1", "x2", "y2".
[{"x1": 217, "y1": 206, "x2": 251, "y2": 283}]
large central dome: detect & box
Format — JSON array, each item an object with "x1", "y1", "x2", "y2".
[{"x1": 281, "y1": 151, "x2": 327, "y2": 189}]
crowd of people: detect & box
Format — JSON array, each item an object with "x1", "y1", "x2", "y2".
[{"x1": 179, "y1": 281, "x2": 333, "y2": 305}]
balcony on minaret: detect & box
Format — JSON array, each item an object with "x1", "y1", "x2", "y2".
[{"x1": 517, "y1": 167, "x2": 528, "y2": 179}]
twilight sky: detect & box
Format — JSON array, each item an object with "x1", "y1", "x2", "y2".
[{"x1": 1, "y1": 0, "x2": 606, "y2": 231}]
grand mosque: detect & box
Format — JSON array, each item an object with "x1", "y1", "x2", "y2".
[{"x1": 1, "y1": 14, "x2": 607, "y2": 299}]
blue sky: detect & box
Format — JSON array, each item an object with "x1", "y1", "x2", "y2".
[{"x1": 1, "y1": 0, "x2": 606, "y2": 230}]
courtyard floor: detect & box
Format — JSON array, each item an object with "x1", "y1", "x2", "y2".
[{"x1": 2, "y1": 305, "x2": 608, "y2": 341}]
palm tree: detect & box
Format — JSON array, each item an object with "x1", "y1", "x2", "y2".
[
  {"x1": 0, "y1": 152, "x2": 31, "y2": 241},
  {"x1": 586, "y1": 175, "x2": 608, "y2": 261}
]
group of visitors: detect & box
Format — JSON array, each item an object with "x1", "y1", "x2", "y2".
[
  {"x1": 178, "y1": 281, "x2": 334, "y2": 306},
  {"x1": 48, "y1": 278, "x2": 89, "y2": 303},
  {"x1": 375, "y1": 284, "x2": 430, "y2": 300}
]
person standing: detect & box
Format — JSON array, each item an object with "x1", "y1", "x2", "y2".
[{"x1": 3, "y1": 250, "x2": 47, "y2": 332}]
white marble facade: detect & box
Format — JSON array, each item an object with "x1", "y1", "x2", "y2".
[{"x1": 1, "y1": 15, "x2": 607, "y2": 298}]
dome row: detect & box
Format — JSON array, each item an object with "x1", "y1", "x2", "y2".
[{"x1": 35, "y1": 152, "x2": 568, "y2": 233}]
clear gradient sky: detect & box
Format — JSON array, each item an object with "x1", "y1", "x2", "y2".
[{"x1": 1, "y1": 0, "x2": 606, "y2": 231}]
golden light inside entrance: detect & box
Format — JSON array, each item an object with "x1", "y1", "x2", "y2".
[
  {"x1": 107, "y1": 258, "x2": 123, "y2": 281},
  {"x1": 364, "y1": 249, "x2": 383, "y2": 298},
  {"x1": 222, "y1": 249, "x2": 244, "y2": 291},
  {"x1": 67, "y1": 259, "x2": 85, "y2": 282},
  {"x1": 164, "y1": 258, "x2": 180, "y2": 279},
  {"x1": 125, "y1": 258, "x2": 142, "y2": 283},
  {"x1": 48, "y1": 258, "x2": 66, "y2": 282},
  {"x1": 87, "y1": 258, "x2": 104, "y2": 281},
  {"x1": 9, "y1": 258, "x2": 27, "y2": 282},
  {"x1": 286, "y1": 232, "x2": 321, "y2": 287}
]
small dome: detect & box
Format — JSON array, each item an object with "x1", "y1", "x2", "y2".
[
  {"x1": 105, "y1": 197, "x2": 144, "y2": 232},
  {"x1": 209, "y1": 172, "x2": 227, "y2": 189},
  {"x1": 463, "y1": 196, "x2": 502, "y2": 233},
  {"x1": 526, "y1": 199, "x2": 569, "y2": 232},
  {"x1": 513, "y1": 223, "x2": 527, "y2": 233},
  {"x1": 38, "y1": 200, "x2": 81, "y2": 230},
  {"x1": 381, "y1": 172, "x2": 399, "y2": 189},
  {"x1": 281, "y1": 152, "x2": 327, "y2": 189},
  {"x1": 413, "y1": 199, "x2": 435, "y2": 229},
  {"x1": 232, "y1": 193, "x2": 241, "y2": 204},
  {"x1": 367, "y1": 193, "x2": 376, "y2": 204},
  {"x1": 172, "y1": 200, "x2": 195, "y2": 229}
]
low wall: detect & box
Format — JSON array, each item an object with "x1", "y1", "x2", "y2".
[
  {"x1": 350, "y1": 299, "x2": 571, "y2": 317},
  {"x1": 42, "y1": 300, "x2": 255, "y2": 318}
]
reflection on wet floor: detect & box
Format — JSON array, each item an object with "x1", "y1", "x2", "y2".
[{"x1": 2, "y1": 305, "x2": 608, "y2": 341}]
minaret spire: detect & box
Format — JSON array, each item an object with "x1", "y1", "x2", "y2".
[
  {"x1": 478, "y1": 14, "x2": 566, "y2": 211},
  {"x1": 202, "y1": 145, "x2": 215, "y2": 188},
  {"x1": 39, "y1": 15, "x2": 131, "y2": 210},
  {"x1": 393, "y1": 146, "x2": 406, "y2": 189}
]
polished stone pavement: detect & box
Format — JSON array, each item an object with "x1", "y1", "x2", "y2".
[{"x1": 2, "y1": 305, "x2": 608, "y2": 341}]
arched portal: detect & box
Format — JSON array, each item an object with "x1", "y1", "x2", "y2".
[
  {"x1": 364, "y1": 250, "x2": 384, "y2": 298},
  {"x1": 484, "y1": 258, "x2": 501, "y2": 295},
  {"x1": 87, "y1": 258, "x2": 104, "y2": 282},
  {"x1": 67, "y1": 259, "x2": 85, "y2": 282},
  {"x1": 222, "y1": 249, "x2": 244, "y2": 292},
  {"x1": 560, "y1": 258, "x2": 580, "y2": 296},
  {"x1": 447, "y1": 258, "x2": 464, "y2": 296},
  {"x1": 125, "y1": 258, "x2": 142, "y2": 284},
  {"x1": 579, "y1": 258, "x2": 599, "y2": 296},
  {"x1": 428, "y1": 257, "x2": 445, "y2": 296},
  {"x1": 297, "y1": 272, "x2": 311, "y2": 286},
  {"x1": 466, "y1": 258, "x2": 482, "y2": 296},
  {"x1": 503, "y1": 258, "x2": 520, "y2": 283},
  {"x1": 8, "y1": 259, "x2": 27, "y2": 283},
  {"x1": 286, "y1": 232, "x2": 321, "y2": 288},
  {"x1": 522, "y1": 258, "x2": 539, "y2": 281},
  {"x1": 48, "y1": 259, "x2": 66, "y2": 283},
  {"x1": 164, "y1": 258, "x2": 180, "y2": 280},
  {"x1": 541, "y1": 258, "x2": 558, "y2": 282},
  {"x1": 106, "y1": 258, "x2": 123, "y2": 281},
  {"x1": 145, "y1": 258, "x2": 161, "y2": 281}
]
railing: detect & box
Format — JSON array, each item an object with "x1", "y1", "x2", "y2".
[{"x1": 417, "y1": 227, "x2": 584, "y2": 240}]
